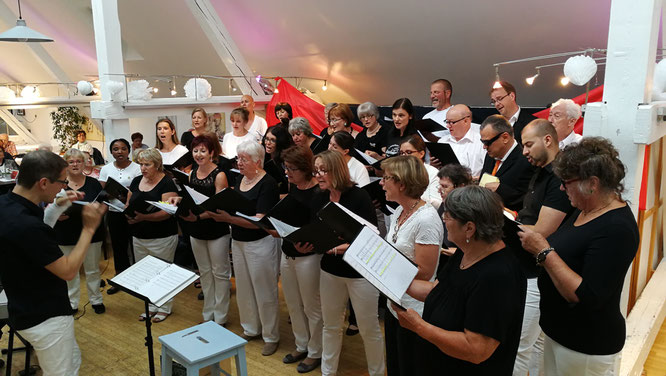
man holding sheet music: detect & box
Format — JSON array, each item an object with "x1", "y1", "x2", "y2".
[
  {"x1": 436, "y1": 104, "x2": 486, "y2": 178},
  {"x1": 0, "y1": 150, "x2": 105, "y2": 376}
]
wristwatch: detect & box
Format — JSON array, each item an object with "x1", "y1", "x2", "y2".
[{"x1": 535, "y1": 247, "x2": 554, "y2": 265}]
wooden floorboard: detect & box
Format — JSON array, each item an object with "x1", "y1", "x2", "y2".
[
  {"x1": 1, "y1": 254, "x2": 374, "y2": 376},
  {"x1": 644, "y1": 315, "x2": 666, "y2": 376}
]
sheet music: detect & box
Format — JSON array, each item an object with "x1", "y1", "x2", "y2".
[
  {"x1": 112, "y1": 256, "x2": 168, "y2": 291},
  {"x1": 235, "y1": 212, "x2": 263, "y2": 222},
  {"x1": 146, "y1": 200, "x2": 177, "y2": 215},
  {"x1": 267, "y1": 217, "x2": 298, "y2": 238},
  {"x1": 333, "y1": 202, "x2": 379, "y2": 235},
  {"x1": 184, "y1": 185, "x2": 209, "y2": 205},
  {"x1": 479, "y1": 173, "x2": 500, "y2": 187},
  {"x1": 174, "y1": 168, "x2": 191, "y2": 177},
  {"x1": 355, "y1": 149, "x2": 378, "y2": 165},
  {"x1": 343, "y1": 227, "x2": 418, "y2": 304}
]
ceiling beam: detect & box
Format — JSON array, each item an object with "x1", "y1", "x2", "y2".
[
  {"x1": 185, "y1": 0, "x2": 265, "y2": 96},
  {"x1": 0, "y1": 1, "x2": 71, "y2": 83}
]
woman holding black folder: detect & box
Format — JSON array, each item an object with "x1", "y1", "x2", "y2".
[
  {"x1": 379, "y1": 155, "x2": 443, "y2": 376},
  {"x1": 177, "y1": 133, "x2": 232, "y2": 326},
  {"x1": 126, "y1": 148, "x2": 179, "y2": 323},
  {"x1": 311, "y1": 150, "x2": 385, "y2": 376},
  {"x1": 98, "y1": 138, "x2": 141, "y2": 294},
  {"x1": 384, "y1": 98, "x2": 417, "y2": 158},
  {"x1": 262, "y1": 126, "x2": 293, "y2": 194},
  {"x1": 399, "y1": 135, "x2": 441, "y2": 208},
  {"x1": 207, "y1": 141, "x2": 281, "y2": 356}
]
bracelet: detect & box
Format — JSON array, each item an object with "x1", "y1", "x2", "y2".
[
  {"x1": 535, "y1": 247, "x2": 554, "y2": 266},
  {"x1": 334, "y1": 247, "x2": 338, "y2": 256},
  {"x1": 195, "y1": 214, "x2": 201, "y2": 221}
]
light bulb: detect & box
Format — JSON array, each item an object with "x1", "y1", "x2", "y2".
[
  {"x1": 273, "y1": 88, "x2": 279, "y2": 94},
  {"x1": 170, "y1": 89, "x2": 177, "y2": 96},
  {"x1": 322, "y1": 84, "x2": 328, "y2": 91},
  {"x1": 153, "y1": 87, "x2": 159, "y2": 93},
  {"x1": 492, "y1": 81, "x2": 502, "y2": 89},
  {"x1": 232, "y1": 86, "x2": 237, "y2": 92},
  {"x1": 525, "y1": 74, "x2": 538, "y2": 85},
  {"x1": 560, "y1": 77, "x2": 570, "y2": 86}
]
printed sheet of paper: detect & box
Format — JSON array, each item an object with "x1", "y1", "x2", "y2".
[
  {"x1": 355, "y1": 149, "x2": 378, "y2": 165},
  {"x1": 146, "y1": 200, "x2": 177, "y2": 215},
  {"x1": 343, "y1": 226, "x2": 417, "y2": 305},
  {"x1": 479, "y1": 173, "x2": 500, "y2": 187},
  {"x1": 184, "y1": 185, "x2": 209, "y2": 205},
  {"x1": 267, "y1": 217, "x2": 298, "y2": 237}
]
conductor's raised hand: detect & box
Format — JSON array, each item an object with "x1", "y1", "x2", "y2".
[
  {"x1": 82, "y1": 202, "x2": 106, "y2": 232},
  {"x1": 55, "y1": 190, "x2": 84, "y2": 206}
]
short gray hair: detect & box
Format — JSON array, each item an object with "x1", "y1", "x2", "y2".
[
  {"x1": 357, "y1": 102, "x2": 380, "y2": 119},
  {"x1": 236, "y1": 140, "x2": 265, "y2": 168},
  {"x1": 480, "y1": 114, "x2": 513, "y2": 137},
  {"x1": 443, "y1": 185, "x2": 504, "y2": 243},
  {"x1": 551, "y1": 98, "x2": 581, "y2": 120},
  {"x1": 288, "y1": 117, "x2": 313, "y2": 137}
]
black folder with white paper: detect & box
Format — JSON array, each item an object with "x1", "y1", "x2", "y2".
[
  {"x1": 268, "y1": 217, "x2": 345, "y2": 253},
  {"x1": 176, "y1": 186, "x2": 255, "y2": 216},
  {"x1": 425, "y1": 142, "x2": 459, "y2": 165}
]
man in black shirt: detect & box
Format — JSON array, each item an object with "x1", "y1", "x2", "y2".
[
  {"x1": 0, "y1": 150, "x2": 105, "y2": 376},
  {"x1": 513, "y1": 119, "x2": 573, "y2": 375}
]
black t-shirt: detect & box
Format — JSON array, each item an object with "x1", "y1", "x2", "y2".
[
  {"x1": 355, "y1": 124, "x2": 388, "y2": 155},
  {"x1": 540, "y1": 205, "x2": 639, "y2": 355},
  {"x1": 0, "y1": 193, "x2": 72, "y2": 330},
  {"x1": 128, "y1": 174, "x2": 179, "y2": 239},
  {"x1": 384, "y1": 124, "x2": 417, "y2": 158},
  {"x1": 419, "y1": 248, "x2": 526, "y2": 375},
  {"x1": 312, "y1": 186, "x2": 377, "y2": 278},
  {"x1": 281, "y1": 184, "x2": 320, "y2": 258},
  {"x1": 231, "y1": 174, "x2": 279, "y2": 241},
  {"x1": 54, "y1": 177, "x2": 105, "y2": 245},
  {"x1": 264, "y1": 154, "x2": 289, "y2": 194},
  {"x1": 180, "y1": 131, "x2": 195, "y2": 151},
  {"x1": 516, "y1": 163, "x2": 573, "y2": 278},
  {"x1": 187, "y1": 165, "x2": 230, "y2": 240}
]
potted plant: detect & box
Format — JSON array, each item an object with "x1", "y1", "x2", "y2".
[{"x1": 50, "y1": 106, "x2": 88, "y2": 153}]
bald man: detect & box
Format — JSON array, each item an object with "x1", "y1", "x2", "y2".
[
  {"x1": 436, "y1": 104, "x2": 486, "y2": 177},
  {"x1": 240, "y1": 95, "x2": 268, "y2": 143}
]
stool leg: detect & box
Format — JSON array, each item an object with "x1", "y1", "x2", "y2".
[
  {"x1": 161, "y1": 348, "x2": 172, "y2": 376},
  {"x1": 6, "y1": 329, "x2": 14, "y2": 376},
  {"x1": 234, "y1": 348, "x2": 248, "y2": 376},
  {"x1": 210, "y1": 361, "x2": 221, "y2": 376}
]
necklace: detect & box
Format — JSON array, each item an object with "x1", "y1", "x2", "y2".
[
  {"x1": 242, "y1": 171, "x2": 263, "y2": 186},
  {"x1": 392, "y1": 200, "x2": 420, "y2": 243},
  {"x1": 581, "y1": 198, "x2": 614, "y2": 217},
  {"x1": 460, "y1": 249, "x2": 491, "y2": 269}
]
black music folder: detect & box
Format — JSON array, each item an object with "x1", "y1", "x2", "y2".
[
  {"x1": 425, "y1": 142, "x2": 459, "y2": 165},
  {"x1": 361, "y1": 178, "x2": 399, "y2": 215}
]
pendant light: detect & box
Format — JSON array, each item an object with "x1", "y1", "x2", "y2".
[{"x1": 0, "y1": 0, "x2": 53, "y2": 42}]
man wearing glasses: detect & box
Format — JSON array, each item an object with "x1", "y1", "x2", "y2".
[
  {"x1": 435, "y1": 104, "x2": 486, "y2": 177},
  {"x1": 489, "y1": 81, "x2": 537, "y2": 145},
  {"x1": 479, "y1": 115, "x2": 535, "y2": 212},
  {"x1": 548, "y1": 98, "x2": 583, "y2": 150},
  {"x1": 0, "y1": 150, "x2": 105, "y2": 376}
]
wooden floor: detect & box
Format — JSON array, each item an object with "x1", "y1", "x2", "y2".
[
  {"x1": 2, "y1": 254, "x2": 666, "y2": 375},
  {"x1": 0, "y1": 255, "x2": 374, "y2": 376}
]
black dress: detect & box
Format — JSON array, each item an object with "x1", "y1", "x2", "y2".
[
  {"x1": 187, "y1": 165, "x2": 230, "y2": 240},
  {"x1": 54, "y1": 177, "x2": 105, "y2": 245}
]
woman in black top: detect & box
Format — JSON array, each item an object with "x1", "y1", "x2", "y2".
[
  {"x1": 288, "y1": 117, "x2": 320, "y2": 151},
  {"x1": 208, "y1": 140, "x2": 281, "y2": 356},
  {"x1": 355, "y1": 102, "x2": 388, "y2": 160},
  {"x1": 384, "y1": 98, "x2": 417, "y2": 158},
  {"x1": 311, "y1": 150, "x2": 385, "y2": 376},
  {"x1": 274, "y1": 146, "x2": 324, "y2": 373},
  {"x1": 54, "y1": 148, "x2": 107, "y2": 314},
  {"x1": 518, "y1": 137, "x2": 639, "y2": 375},
  {"x1": 262, "y1": 125, "x2": 293, "y2": 194},
  {"x1": 436, "y1": 164, "x2": 473, "y2": 272},
  {"x1": 180, "y1": 107, "x2": 208, "y2": 150},
  {"x1": 175, "y1": 133, "x2": 232, "y2": 325},
  {"x1": 395, "y1": 185, "x2": 526, "y2": 375},
  {"x1": 126, "y1": 148, "x2": 179, "y2": 323},
  {"x1": 273, "y1": 101, "x2": 293, "y2": 128}
]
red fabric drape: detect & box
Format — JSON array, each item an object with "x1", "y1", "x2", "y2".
[
  {"x1": 265, "y1": 78, "x2": 328, "y2": 134},
  {"x1": 532, "y1": 85, "x2": 604, "y2": 135}
]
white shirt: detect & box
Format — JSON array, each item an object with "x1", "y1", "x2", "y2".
[
  {"x1": 437, "y1": 123, "x2": 486, "y2": 177},
  {"x1": 508, "y1": 107, "x2": 522, "y2": 126},
  {"x1": 497, "y1": 140, "x2": 519, "y2": 172},
  {"x1": 159, "y1": 144, "x2": 189, "y2": 165},
  {"x1": 247, "y1": 115, "x2": 268, "y2": 143},
  {"x1": 423, "y1": 163, "x2": 442, "y2": 209},
  {"x1": 423, "y1": 107, "x2": 452, "y2": 137},
  {"x1": 386, "y1": 204, "x2": 443, "y2": 317},
  {"x1": 347, "y1": 157, "x2": 370, "y2": 186},
  {"x1": 98, "y1": 161, "x2": 142, "y2": 212},
  {"x1": 71, "y1": 141, "x2": 93, "y2": 155},
  {"x1": 222, "y1": 132, "x2": 256, "y2": 159},
  {"x1": 559, "y1": 131, "x2": 583, "y2": 150}
]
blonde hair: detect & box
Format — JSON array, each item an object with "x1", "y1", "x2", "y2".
[
  {"x1": 315, "y1": 150, "x2": 353, "y2": 191},
  {"x1": 381, "y1": 155, "x2": 429, "y2": 199},
  {"x1": 136, "y1": 148, "x2": 164, "y2": 172},
  {"x1": 63, "y1": 148, "x2": 86, "y2": 163}
]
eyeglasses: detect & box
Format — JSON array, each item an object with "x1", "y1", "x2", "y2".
[
  {"x1": 284, "y1": 165, "x2": 300, "y2": 172},
  {"x1": 381, "y1": 175, "x2": 399, "y2": 182},
  {"x1": 445, "y1": 115, "x2": 470, "y2": 125},
  {"x1": 359, "y1": 114, "x2": 375, "y2": 120},
  {"x1": 490, "y1": 93, "x2": 510, "y2": 106},
  {"x1": 481, "y1": 132, "x2": 505, "y2": 147},
  {"x1": 264, "y1": 138, "x2": 276, "y2": 144},
  {"x1": 237, "y1": 157, "x2": 252, "y2": 164},
  {"x1": 399, "y1": 150, "x2": 416, "y2": 156},
  {"x1": 561, "y1": 178, "x2": 580, "y2": 189},
  {"x1": 53, "y1": 179, "x2": 69, "y2": 185},
  {"x1": 312, "y1": 169, "x2": 328, "y2": 176}
]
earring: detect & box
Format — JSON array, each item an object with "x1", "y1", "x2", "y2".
[{"x1": 465, "y1": 238, "x2": 470, "y2": 244}]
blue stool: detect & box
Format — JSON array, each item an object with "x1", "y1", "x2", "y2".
[{"x1": 158, "y1": 321, "x2": 248, "y2": 376}]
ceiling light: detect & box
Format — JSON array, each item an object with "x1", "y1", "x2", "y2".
[
  {"x1": 560, "y1": 76, "x2": 570, "y2": 86},
  {"x1": 20, "y1": 85, "x2": 39, "y2": 99},
  {"x1": 492, "y1": 66, "x2": 502, "y2": 89},
  {"x1": 525, "y1": 70, "x2": 540, "y2": 85},
  {"x1": 170, "y1": 89, "x2": 177, "y2": 96},
  {"x1": 273, "y1": 88, "x2": 279, "y2": 94},
  {"x1": 0, "y1": 0, "x2": 53, "y2": 42},
  {"x1": 322, "y1": 80, "x2": 328, "y2": 91},
  {"x1": 153, "y1": 87, "x2": 159, "y2": 93}
]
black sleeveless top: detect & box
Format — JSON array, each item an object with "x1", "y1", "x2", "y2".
[{"x1": 188, "y1": 164, "x2": 230, "y2": 240}]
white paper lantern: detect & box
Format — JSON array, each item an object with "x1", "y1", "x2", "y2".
[
  {"x1": 651, "y1": 59, "x2": 666, "y2": 101},
  {"x1": 107, "y1": 81, "x2": 125, "y2": 97},
  {"x1": 127, "y1": 80, "x2": 153, "y2": 101},
  {"x1": 21, "y1": 85, "x2": 40, "y2": 99},
  {"x1": 184, "y1": 78, "x2": 212, "y2": 100},
  {"x1": 0, "y1": 87, "x2": 16, "y2": 100},
  {"x1": 77, "y1": 80, "x2": 93, "y2": 95},
  {"x1": 563, "y1": 55, "x2": 597, "y2": 86}
]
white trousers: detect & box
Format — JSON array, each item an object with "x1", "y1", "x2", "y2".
[
  {"x1": 514, "y1": 277, "x2": 543, "y2": 376},
  {"x1": 544, "y1": 335, "x2": 618, "y2": 376},
  {"x1": 232, "y1": 236, "x2": 280, "y2": 343},
  {"x1": 60, "y1": 242, "x2": 103, "y2": 308},
  {"x1": 191, "y1": 235, "x2": 232, "y2": 325},
  {"x1": 133, "y1": 235, "x2": 178, "y2": 314},
  {"x1": 280, "y1": 253, "x2": 323, "y2": 358},
  {"x1": 320, "y1": 270, "x2": 385, "y2": 376},
  {"x1": 18, "y1": 316, "x2": 81, "y2": 376}
]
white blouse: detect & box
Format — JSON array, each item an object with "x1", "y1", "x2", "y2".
[
  {"x1": 159, "y1": 144, "x2": 189, "y2": 166},
  {"x1": 98, "y1": 161, "x2": 142, "y2": 212}
]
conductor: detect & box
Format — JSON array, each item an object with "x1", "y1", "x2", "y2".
[{"x1": 0, "y1": 150, "x2": 105, "y2": 376}]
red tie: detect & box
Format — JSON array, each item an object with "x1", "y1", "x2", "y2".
[{"x1": 491, "y1": 160, "x2": 501, "y2": 176}]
